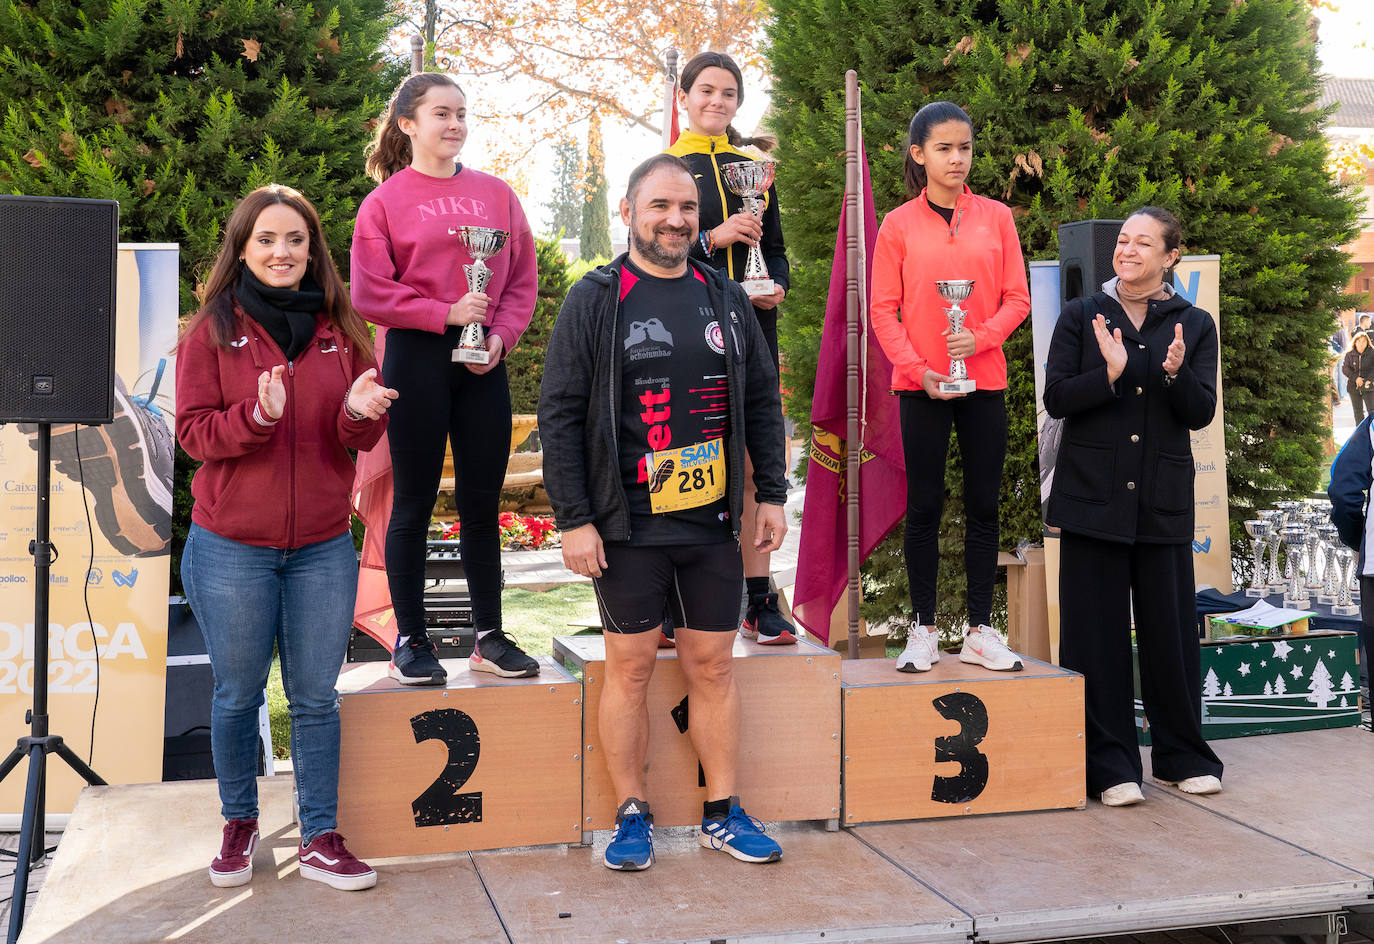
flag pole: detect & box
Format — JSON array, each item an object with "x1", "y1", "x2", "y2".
[
  {"x1": 844, "y1": 70, "x2": 861, "y2": 660},
  {"x1": 662, "y1": 48, "x2": 679, "y2": 150}
]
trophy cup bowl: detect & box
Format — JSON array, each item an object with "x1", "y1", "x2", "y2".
[
  {"x1": 935, "y1": 279, "x2": 977, "y2": 395},
  {"x1": 451, "y1": 225, "x2": 511, "y2": 365},
  {"x1": 1280, "y1": 526, "x2": 1310, "y2": 607},
  {"x1": 721, "y1": 160, "x2": 777, "y2": 298},
  {"x1": 1242, "y1": 519, "x2": 1270, "y2": 597},
  {"x1": 1332, "y1": 547, "x2": 1360, "y2": 615}
]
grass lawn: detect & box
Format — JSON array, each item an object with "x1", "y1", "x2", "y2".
[{"x1": 267, "y1": 584, "x2": 600, "y2": 759}]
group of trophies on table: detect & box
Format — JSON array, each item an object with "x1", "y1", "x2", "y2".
[{"x1": 1243, "y1": 500, "x2": 1359, "y2": 614}]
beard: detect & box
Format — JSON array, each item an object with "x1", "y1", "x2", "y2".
[{"x1": 630, "y1": 216, "x2": 692, "y2": 269}]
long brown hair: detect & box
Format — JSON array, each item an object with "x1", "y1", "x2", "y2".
[
  {"x1": 365, "y1": 73, "x2": 466, "y2": 182},
  {"x1": 679, "y1": 51, "x2": 776, "y2": 153},
  {"x1": 184, "y1": 185, "x2": 373, "y2": 357}
]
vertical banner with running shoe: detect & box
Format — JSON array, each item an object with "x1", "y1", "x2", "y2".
[{"x1": 0, "y1": 244, "x2": 177, "y2": 816}]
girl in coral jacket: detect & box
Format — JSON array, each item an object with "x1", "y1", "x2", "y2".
[
  {"x1": 177, "y1": 184, "x2": 395, "y2": 893},
  {"x1": 869, "y1": 101, "x2": 1030, "y2": 676},
  {"x1": 351, "y1": 73, "x2": 539, "y2": 686},
  {"x1": 665, "y1": 50, "x2": 794, "y2": 646}
]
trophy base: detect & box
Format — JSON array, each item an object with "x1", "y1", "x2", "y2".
[
  {"x1": 1331, "y1": 604, "x2": 1360, "y2": 616},
  {"x1": 453, "y1": 347, "x2": 491, "y2": 365},
  {"x1": 1283, "y1": 595, "x2": 1310, "y2": 609},
  {"x1": 938, "y1": 378, "x2": 976, "y2": 395},
  {"x1": 742, "y1": 278, "x2": 775, "y2": 297},
  {"x1": 1245, "y1": 587, "x2": 1268, "y2": 598},
  {"x1": 1317, "y1": 594, "x2": 1338, "y2": 605},
  {"x1": 1267, "y1": 583, "x2": 1287, "y2": 595}
]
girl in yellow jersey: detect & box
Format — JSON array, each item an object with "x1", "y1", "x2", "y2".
[{"x1": 665, "y1": 50, "x2": 793, "y2": 644}]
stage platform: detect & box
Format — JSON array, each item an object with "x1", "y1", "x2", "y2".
[{"x1": 17, "y1": 728, "x2": 1374, "y2": 944}]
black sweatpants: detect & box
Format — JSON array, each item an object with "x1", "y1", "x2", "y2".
[
  {"x1": 898, "y1": 390, "x2": 1007, "y2": 627},
  {"x1": 383, "y1": 326, "x2": 512, "y2": 638},
  {"x1": 1058, "y1": 530, "x2": 1223, "y2": 794}
]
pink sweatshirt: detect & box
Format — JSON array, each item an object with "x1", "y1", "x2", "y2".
[{"x1": 350, "y1": 165, "x2": 538, "y2": 355}]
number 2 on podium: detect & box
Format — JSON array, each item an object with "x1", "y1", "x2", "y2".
[{"x1": 409, "y1": 708, "x2": 483, "y2": 827}]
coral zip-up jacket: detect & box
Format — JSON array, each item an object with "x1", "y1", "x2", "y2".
[
  {"x1": 870, "y1": 186, "x2": 1030, "y2": 392},
  {"x1": 176, "y1": 306, "x2": 387, "y2": 548}
]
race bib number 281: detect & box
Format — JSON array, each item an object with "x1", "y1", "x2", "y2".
[{"x1": 646, "y1": 438, "x2": 726, "y2": 514}]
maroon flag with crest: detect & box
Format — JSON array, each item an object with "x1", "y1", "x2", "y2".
[{"x1": 791, "y1": 139, "x2": 906, "y2": 644}]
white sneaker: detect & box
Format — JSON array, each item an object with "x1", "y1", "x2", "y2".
[
  {"x1": 1100, "y1": 782, "x2": 1144, "y2": 806},
  {"x1": 1155, "y1": 774, "x2": 1222, "y2": 795},
  {"x1": 895, "y1": 623, "x2": 940, "y2": 673},
  {"x1": 958, "y1": 625, "x2": 1024, "y2": 672}
]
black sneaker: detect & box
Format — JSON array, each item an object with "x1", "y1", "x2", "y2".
[
  {"x1": 388, "y1": 632, "x2": 447, "y2": 686},
  {"x1": 741, "y1": 592, "x2": 797, "y2": 645},
  {"x1": 469, "y1": 629, "x2": 540, "y2": 678}
]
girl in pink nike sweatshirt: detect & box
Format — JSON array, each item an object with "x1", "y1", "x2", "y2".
[{"x1": 350, "y1": 72, "x2": 540, "y2": 685}]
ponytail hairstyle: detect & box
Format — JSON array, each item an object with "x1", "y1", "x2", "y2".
[
  {"x1": 903, "y1": 101, "x2": 973, "y2": 199},
  {"x1": 365, "y1": 72, "x2": 466, "y2": 183},
  {"x1": 679, "y1": 51, "x2": 777, "y2": 153},
  {"x1": 184, "y1": 184, "x2": 374, "y2": 358}
]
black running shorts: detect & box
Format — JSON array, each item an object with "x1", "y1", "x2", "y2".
[{"x1": 593, "y1": 542, "x2": 743, "y2": 633}]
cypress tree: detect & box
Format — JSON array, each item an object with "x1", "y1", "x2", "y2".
[
  {"x1": 546, "y1": 135, "x2": 582, "y2": 239},
  {"x1": 769, "y1": 0, "x2": 1360, "y2": 633},
  {"x1": 580, "y1": 109, "x2": 612, "y2": 260}
]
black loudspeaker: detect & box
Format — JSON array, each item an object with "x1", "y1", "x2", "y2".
[
  {"x1": 1058, "y1": 219, "x2": 1123, "y2": 307},
  {"x1": 0, "y1": 194, "x2": 118, "y2": 424}
]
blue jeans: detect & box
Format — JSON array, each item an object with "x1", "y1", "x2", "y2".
[{"x1": 181, "y1": 524, "x2": 356, "y2": 842}]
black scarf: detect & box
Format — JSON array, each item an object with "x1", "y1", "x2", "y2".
[{"x1": 235, "y1": 267, "x2": 324, "y2": 361}]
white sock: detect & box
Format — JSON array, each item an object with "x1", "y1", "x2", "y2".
[
  {"x1": 396, "y1": 634, "x2": 412, "y2": 649},
  {"x1": 476, "y1": 628, "x2": 494, "y2": 641}
]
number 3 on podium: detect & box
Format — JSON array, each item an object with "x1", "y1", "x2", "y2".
[{"x1": 930, "y1": 691, "x2": 990, "y2": 804}]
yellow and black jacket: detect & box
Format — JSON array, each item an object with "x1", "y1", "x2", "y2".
[{"x1": 665, "y1": 130, "x2": 790, "y2": 300}]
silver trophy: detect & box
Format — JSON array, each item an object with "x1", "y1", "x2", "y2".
[
  {"x1": 1280, "y1": 526, "x2": 1310, "y2": 608},
  {"x1": 1318, "y1": 524, "x2": 1341, "y2": 605},
  {"x1": 450, "y1": 225, "x2": 510, "y2": 365},
  {"x1": 1243, "y1": 519, "x2": 1271, "y2": 597},
  {"x1": 936, "y1": 280, "x2": 977, "y2": 394},
  {"x1": 1257, "y1": 510, "x2": 1285, "y2": 593},
  {"x1": 1332, "y1": 547, "x2": 1359, "y2": 616},
  {"x1": 720, "y1": 160, "x2": 777, "y2": 297},
  {"x1": 1302, "y1": 516, "x2": 1325, "y2": 596}
]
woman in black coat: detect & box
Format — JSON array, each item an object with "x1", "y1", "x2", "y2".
[
  {"x1": 1044, "y1": 206, "x2": 1223, "y2": 807},
  {"x1": 1342, "y1": 331, "x2": 1374, "y2": 423}
]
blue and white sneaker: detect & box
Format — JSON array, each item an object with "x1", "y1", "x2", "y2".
[
  {"x1": 603, "y1": 798, "x2": 654, "y2": 871},
  {"x1": 699, "y1": 799, "x2": 781, "y2": 863}
]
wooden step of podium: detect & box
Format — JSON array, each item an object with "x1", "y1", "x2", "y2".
[
  {"x1": 335, "y1": 656, "x2": 582, "y2": 857},
  {"x1": 841, "y1": 655, "x2": 1085, "y2": 825},
  {"x1": 555, "y1": 635, "x2": 841, "y2": 831}
]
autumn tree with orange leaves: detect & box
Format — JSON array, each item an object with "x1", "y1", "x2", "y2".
[{"x1": 394, "y1": 0, "x2": 768, "y2": 171}]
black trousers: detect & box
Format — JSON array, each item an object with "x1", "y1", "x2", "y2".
[
  {"x1": 898, "y1": 391, "x2": 1006, "y2": 627},
  {"x1": 1058, "y1": 530, "x2": 1223, "y2": 794},
  {"x1": 383, "y1": 327, "x2": 512, "y2": 638},
  {"x1": 1352, "y1": 386, "x2": 1374, "y2": 424}
]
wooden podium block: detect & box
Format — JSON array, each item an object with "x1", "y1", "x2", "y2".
[
  {"x1": 841, "y1": 656, "x2": 1085, "y2": 825},
  {"x1": 555, "y1": 635, "x2": 841, "y2": 830},
  {"x1": 336, "y1": 656, "x2": 582, "y2": 858}
]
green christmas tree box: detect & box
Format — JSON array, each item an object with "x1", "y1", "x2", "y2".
[{"x1": 1134, "y1": 631, "x2": 1362, "y2": 744}]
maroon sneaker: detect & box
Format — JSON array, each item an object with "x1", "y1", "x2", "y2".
[
  {"x1": 298, "y1": 832, "x2": 377, "y2": 891},
  {"x1": 209, "y1": 818, "x2": 259, "y2": 888}
]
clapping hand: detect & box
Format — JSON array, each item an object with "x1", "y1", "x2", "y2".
[
  {"x1": 258, "y1": 365, "x2": 286, "y2": 420},
  {"x1": 1162, "y1": 323, "x2": 1185, "y2": 377},
  {"x1": 346, "y1": 368, "x2": 399, "y2": 420},
  {"x1": 1092, "y1": 314, "x2": 1127, "y2": 384}
]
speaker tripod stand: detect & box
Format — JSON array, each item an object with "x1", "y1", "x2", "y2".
[{"x1": 0, "y1": 423, "x2": 105, "y2": 943}]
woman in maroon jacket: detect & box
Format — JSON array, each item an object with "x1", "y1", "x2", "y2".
[{"x1": 176, "y1": 185, "x2": 396, "y2": 892}]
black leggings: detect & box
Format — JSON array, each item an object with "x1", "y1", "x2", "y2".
[
  {"x1": 383, "y1": 327, "x2": 511, "y2": 637},
  {"x1": 899, "y1": 391, "x2": 1007, "y2": 627}
]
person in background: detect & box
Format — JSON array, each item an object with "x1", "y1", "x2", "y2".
[
  {"x1": 1044, "y1": 206, "x2": 1223, "y2": 808},
  {"x1": 178, "y1": 184, "x2": 394, "y2": 891},
  {"x1": 1343, "y1": 331, "x2": 1374, "y2": 424}
]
